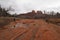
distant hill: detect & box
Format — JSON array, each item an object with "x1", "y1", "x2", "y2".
[{"x1": 17, "y1": 10, "x2": 60, "y2": 19}]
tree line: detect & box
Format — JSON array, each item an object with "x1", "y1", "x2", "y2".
[{"x1": 0, "y1": 6, "x2": 60, "y2": 19}]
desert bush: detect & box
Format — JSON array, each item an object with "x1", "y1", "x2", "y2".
[{"x1": 0, "y1": 17, "x2": 14, "y2": 29}]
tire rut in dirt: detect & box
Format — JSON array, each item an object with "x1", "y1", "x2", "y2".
[{"x1": 14, "y1": 26, "x2": 39, "y2": 40}]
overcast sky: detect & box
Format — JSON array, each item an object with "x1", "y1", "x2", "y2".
[{"x1": 0, "y1": 0, "x2": 60, "y2": 14}]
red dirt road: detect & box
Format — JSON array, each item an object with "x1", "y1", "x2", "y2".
[{"x1": 0, "y1": 19, "x2": 60, "y2": 40}]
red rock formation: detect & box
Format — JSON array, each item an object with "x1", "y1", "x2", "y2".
[
  {"x1": 37, "y1": 11, "x2": 42, "y2": 14},
  {"x1": 32, "y1": 10, "x2": 36, "y2": 14}
]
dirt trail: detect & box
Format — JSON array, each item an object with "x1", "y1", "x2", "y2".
[{"x1": 0, "y1": 19, "x2": 60, "y2": 40}]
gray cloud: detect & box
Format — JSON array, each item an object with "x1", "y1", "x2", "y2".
[{"x1": 0, "y1": 0, "x2": 60, "y2": 14}]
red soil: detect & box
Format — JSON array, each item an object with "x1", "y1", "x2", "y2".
[{"x1": 0, "y1": 19, "x2": 60, "y2": 40}]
